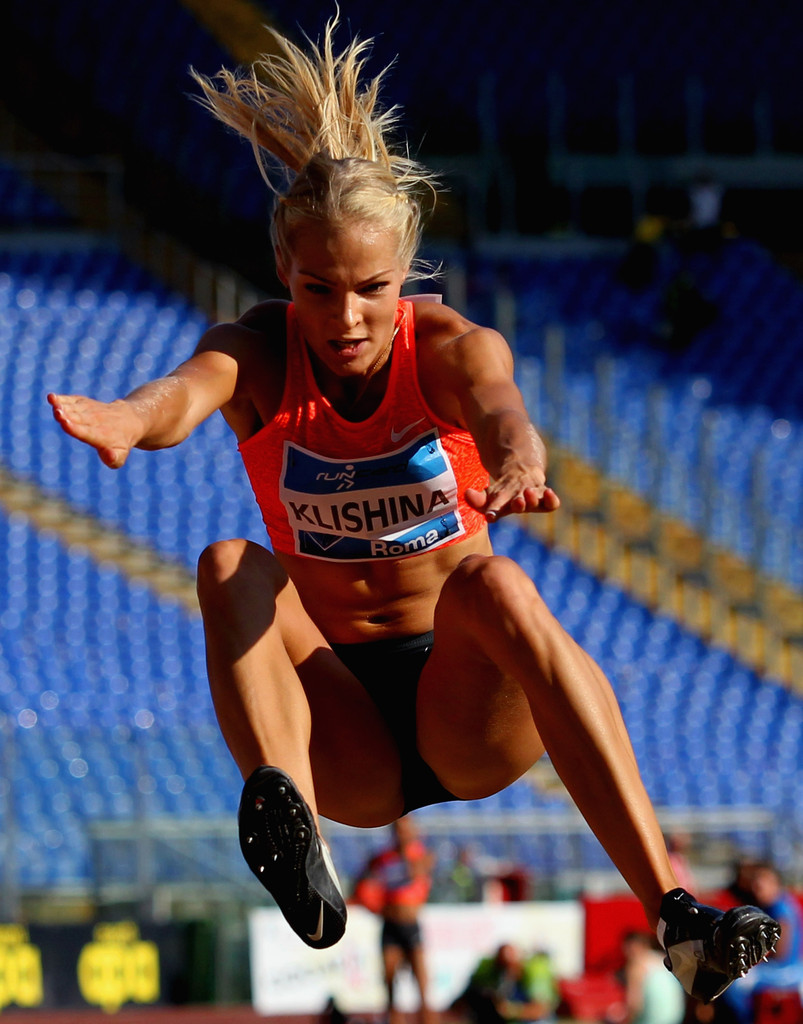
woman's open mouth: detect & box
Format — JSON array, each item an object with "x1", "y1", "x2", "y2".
[{"x1": 329, "y1": 338, "x2": 366, "y2": 358}]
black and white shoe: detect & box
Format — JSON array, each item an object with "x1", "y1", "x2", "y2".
[
  {"x1": 238, "y1": 766, "x2": 347, "y2": 949},
  {"x1": 658, "y1": 887, "x2": 781, "y2": 1003}
]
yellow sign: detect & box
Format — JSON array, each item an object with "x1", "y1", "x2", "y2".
[
  {"x1": 0, "y1": 925, "x2": 44, "y2": 1010},
  {"x1": 77, "y1": 921, "x2": 160, "y2": 1013}
]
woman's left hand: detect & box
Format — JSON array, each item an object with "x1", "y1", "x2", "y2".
[{"x1": 465, "y1": 478, "x2": 561, "y2": 521}]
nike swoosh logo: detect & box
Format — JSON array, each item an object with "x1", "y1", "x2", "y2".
[
  {"x1": 391, "y1": 418, "x2": 425, "y2": 443},
  {"x1": 307, "y1": 901, "x2": 325, "y2": 943}
]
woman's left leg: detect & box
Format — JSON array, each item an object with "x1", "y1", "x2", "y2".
[
  {"x1": 417, "y1": 554, "x2": 779, "y2": 1003},
  {"x1": 416, "y1": 553, "x2": 677, "y2": 928},
  {"x1": 406, "y1": 942, "x2": 438, "y2": 1024}
]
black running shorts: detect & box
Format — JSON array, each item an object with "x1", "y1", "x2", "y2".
[
  {"x1": 381, "y1": 917, "x2": 423, "y2": 953},
  {"x1": 330, "y1": 631, "x2": 459, "y2": 814}
]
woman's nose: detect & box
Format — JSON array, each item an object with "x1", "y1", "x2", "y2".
[{"x1": 337, "y1": 295, "x2": 360, "y2": 329}]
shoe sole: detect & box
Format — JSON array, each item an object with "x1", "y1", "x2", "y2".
[
  {"x1": 718, "y1": 905, "x2": 781, "y2": 979},
  {"x1": 689, "y1": 907, "x2": 782, "y2": 1002},
  {"x1": 238, "y1": 768, "x2": 346, "y2": 949}
]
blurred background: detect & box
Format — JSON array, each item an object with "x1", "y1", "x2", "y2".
[{"x1": 1, "y1": 0, "x2": 803, "y2": 1014}]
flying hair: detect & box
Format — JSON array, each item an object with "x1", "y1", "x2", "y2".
[{"x1": 190, "y1": 16, "x2": 439, "y2": 276}]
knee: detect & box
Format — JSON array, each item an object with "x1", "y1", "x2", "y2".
[
  {"x1": 445, "y1": 553, "x2": 546, "y2": 616},
  {"x1": 438, "y1": 553, "x2": 554, "y2": 643},
  {"x1": 197, "y1": 538, "x2": 250, "y2": 591},
  {"x1": 196, "y1": 539, "x2": 283, "y2": 608}
]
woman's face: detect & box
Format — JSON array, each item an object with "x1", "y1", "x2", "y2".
[{"x1": 277, "y1": 218, "x2": 409, "y2": 388}]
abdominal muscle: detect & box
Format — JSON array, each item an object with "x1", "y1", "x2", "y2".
[{"x1": 277, "y1": 529, "x2": 493, "y2": 644}]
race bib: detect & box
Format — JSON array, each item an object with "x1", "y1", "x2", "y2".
[{"x1": 279, "y1": 429, "x2": 465, "y2": 560}]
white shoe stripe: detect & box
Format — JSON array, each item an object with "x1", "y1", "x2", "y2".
[
  {"x1": 321, "y1": 839, "x2": 344, "y2": 897},
  {"x1": 306, "y1": 901, "x2": 325, "y2": 943}
]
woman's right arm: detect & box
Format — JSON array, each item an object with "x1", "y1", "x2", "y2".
[{"x1": 47, "y1": 321, "x2": 247, "y2": 469}]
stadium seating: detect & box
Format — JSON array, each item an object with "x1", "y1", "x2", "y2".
[
  {"x1": 3, "y1": 4, "x2": 803, "y2": 894},
  {"x1": 0, "y1": 247, "x2": 264, "y2": 571},
  {"x1": 2, "y1": 482, "x2": 802, "y2": 890},
  {"x1": 1, "y1": 218, "x2": 803, "y2": 889},
  {"x1": 498, "y1": 237, "x2": 803, "y2": 587},
  {"x1": 0, "y1": 503, "x2": 242, "y2": 885},
  {"x1": 0, "y1": 161, "x2": 73, "y2": 228}
]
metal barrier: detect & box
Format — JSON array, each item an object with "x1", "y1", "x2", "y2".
[{"x1": 80, "y1": 804, "x2": 789, "y2": 918}]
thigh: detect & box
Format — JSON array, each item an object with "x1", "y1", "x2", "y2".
[
  {"x1": 301, "y1": 642, "x2": 406, "y2": 825},
  {"x1": 334, "y1": 634, "x2": 458, "y2": 814},
  {"x1": 382, "y1": 941, "x2": 406, "y2": 980},
  {"x1": 416, "y1": 558, "x2": 546, "y2": 799},
  {"x1": 211, "y1": 540, "x2": 407, "y2": 825},
  {"x1": 406, "y1": 944, "x2": 429, "y2": 986}
]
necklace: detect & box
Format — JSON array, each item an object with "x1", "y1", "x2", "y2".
[{"x1": 350, "y1": 322, "x2": 401, "y2": 408}]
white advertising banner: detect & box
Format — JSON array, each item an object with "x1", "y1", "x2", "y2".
[{"x1": 249, "y1": 902, "x2": 584, "y2": 1016}]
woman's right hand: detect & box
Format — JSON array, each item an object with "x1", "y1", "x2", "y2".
[{"x1": 47, "y1": 393, "x2": 142, "y2": 469}]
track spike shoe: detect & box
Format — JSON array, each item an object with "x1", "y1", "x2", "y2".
[
  {"x1": 657, "y1": 887, "x2": 781, "y2": 1003},
  {"x1": 238, "y1": 766, "x2": 347, "y2": 949}
]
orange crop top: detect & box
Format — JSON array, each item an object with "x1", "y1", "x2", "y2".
[{"x1": 238, "y1": 300, "x2": 489, "y2": 562}]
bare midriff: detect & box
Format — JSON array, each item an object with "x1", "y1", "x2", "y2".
[
  {"x1": 276, "y1": 529, "x2": 493, "y2": 643},
  {"x1": 381, "y1": 901, "x2": 424, "y2": 924}
]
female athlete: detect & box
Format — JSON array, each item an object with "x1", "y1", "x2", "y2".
[{"x1": 48, "y1": 18, "x2": 778, "y2": 1002}]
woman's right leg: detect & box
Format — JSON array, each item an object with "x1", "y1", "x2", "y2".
[
  {"x1": 196, "y1": 538, "x2": 405, "y2": 827},
  {"x1": 382, "y1": 943, "x2": 404, "y2": 1024},
  {"x1": 196, "y1": 539, "x2": 407, "y2": 948}
]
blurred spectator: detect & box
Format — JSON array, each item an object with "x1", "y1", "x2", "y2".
[
  {"x1": 440, "y1": 845, "x2": 483, "y2": 903},
  {"x1": 688, "y1": 173, "x2": 724, "y2": 229},
  {"x1": 665, "y1": 832, "x2": 697, "y2": 894},
  {"x1": 617, "y1": 213, "x2": 668, "y2": 290},
  {"x1": 719, "y1": 862, "x2": 803, "y2": 1024},
  {"x1": 610, "y1": 931, "x2": 685, "y2": 1024},
  {"x1": 353, "y1": 816, "x2": 437, "y2": 1024},
  {"x1": 680, "y1": 172, "x2": 727, "y2": 253},
  {"x1": 452, "y1": 943, "x2": 559, "y2": 1024},
  {"x1": 725, "y1": 856, "x2": 761, "y2": 907},
  {"x1": 661, "y1": 270, "x2": 717, "y2": 350},
  {"x1": 493, "y1": 865, "x2": 532, "y2": 903}
]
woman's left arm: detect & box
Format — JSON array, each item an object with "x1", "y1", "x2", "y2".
[{"x1": 422, "y1": 315, "x2": 560, "y2": 521}]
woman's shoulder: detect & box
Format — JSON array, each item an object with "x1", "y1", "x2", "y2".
[
  {"x1": 197, "y1": 299, "x2": 288, "y2": 351},
  {"x1": 192, "y1": 300, "x2": 288, "y2": 431},
  {"x1": 410, "y1": 300, "x2": 510, "y2": 380},
  {"x1": 408, "y1": 298, "x2": 473, "y2": 340},
  {"x1": 410, "y1": 300, "x2": 515, "y2": 423},
  {"x1": 195, "y1": 300, "x2": 289, "y2": 372},
  {"x1": 236, "y1": 298, "x2": 290, "y2": 335},
  {"x1": 410, "y1": 300, "x2": 505, "y2": 354}
]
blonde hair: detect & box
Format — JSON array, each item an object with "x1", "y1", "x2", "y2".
[{"x1": 190, "y1": 17, "x2": 438, "y2": 277}]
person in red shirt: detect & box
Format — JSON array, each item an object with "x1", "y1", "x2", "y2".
[{"x1": 357, "y1": 817, "x2": 437, "y2": 1024}]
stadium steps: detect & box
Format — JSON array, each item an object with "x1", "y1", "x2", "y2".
[
  {"x1": 176, "y1": 0, "x2": 284, "y2": 65},
  {"x1": 0, "y1": 464, "x2": 198, "y2": 613}
]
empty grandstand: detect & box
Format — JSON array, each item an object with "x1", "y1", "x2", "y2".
[{"x1": 1, "y1": 0, "x2": 803, "y2": 1013}]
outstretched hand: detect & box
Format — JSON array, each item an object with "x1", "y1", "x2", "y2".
[
  {"x1": 47, "y1": 393, "x2": 140, "y2": 469},
  {"x1": 465, "y1": 481, "x2": 561, "y2": 521}
]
